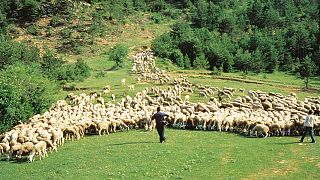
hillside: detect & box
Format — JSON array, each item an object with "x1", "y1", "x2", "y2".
[{"x1": 0, "y1": 0, "x2": 319, "y2": 131}]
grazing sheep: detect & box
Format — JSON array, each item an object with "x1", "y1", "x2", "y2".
[
  {"x1": 128, "y1": 85, "x2": 135, "y2": 91},
  {"x1": 97, "y1": 121, "x2": 111, "y2": 136},
  {"x1": 28, "y1": 141, "x2": 47, "y2": 162},
  {"x1": 250, "y1": 124, "x2": 269, "y2": 138},
  {"x1": 17, "y1": 142, "x2": 34, "y2": 159}
]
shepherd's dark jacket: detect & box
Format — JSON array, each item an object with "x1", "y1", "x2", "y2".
[{"x1": 152, "y1": 111, "x2": 168, "y2": 127}]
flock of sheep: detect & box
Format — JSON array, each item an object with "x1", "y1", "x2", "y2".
[{"x1": 0, "y1": 50, "x2": 319, "y2": 163}]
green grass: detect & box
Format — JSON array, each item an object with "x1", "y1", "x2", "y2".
[
  {"x1": 6, "y1": 7, "x2": 320, "y2": 180},
  {"x1": 2, "y1": 129, "x2": 319, "y2": 179}
]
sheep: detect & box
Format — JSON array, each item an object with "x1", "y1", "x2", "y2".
[
  {"x1": 250, "y1": 124, "x2": 269, "y2": 138},
  {"x1": 97, "y1": 97, "x2": 105, "y2": 105},
  {"x1": 111, "y1": 94, "x2": 116, "y2": 102},
  {"x1": 121, "y1": 78, "x2": 126, "y2": 86},
  {"x1": 184, "y1": 95, "x2": 190, "y2": 103},
  {"x1": 101, "y1": 85, "x2": 111, "y2": 95},
  {"x1": 28, "y1": 141, "x2": 47, "y2": 162},
  {"x1": 97, "y1": 121, "x2": 111, "y2": 136},
  {"x1": 110, "y1": 119, "x2": 129, "y2": 132},
  {"x1": 128, "y1": 85, "x2": 135, "y2": 91},
  {"x1": 199, "y1": 91, "x2": 207, "y2": 98},
  {"x1": 17, "y1": 142, "x2": 34, "y2": 159}
]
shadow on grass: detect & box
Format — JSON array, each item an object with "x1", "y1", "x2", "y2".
[
  {"x1": 1, "y1": 157, "x2": 28, "y2": 164},
  {"x1": 108, "y1": 141, "x2": 157, "y2": 146},
  {"x1": 106, "y1": 65, "x2": 120, "y2": 71}
]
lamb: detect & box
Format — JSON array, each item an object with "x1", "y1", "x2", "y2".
[
  {"x1": 121, "y1": 78, "x2": 126, "y2": 86},
  {"x1": 9, "y1": 142, "x2": 22, "y2": 159},
  {"x1": 250, "y1": 124, "x2": 269, "y2": 138}
]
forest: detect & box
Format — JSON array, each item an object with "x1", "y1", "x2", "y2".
[{"x1": 0, "y1": 0, "x2": 319, "y2": 132}]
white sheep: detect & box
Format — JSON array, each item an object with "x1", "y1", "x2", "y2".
[
  {"x1": 111, "y1": 94, "x2": 115, "y2": 102},
  {"x1": 97, "y1": 121, "x2": 111, "y2": 136},
  {"x1": 128, "y1": 85, "x2": 135, "y2": 91},
  {"x1": 250, "y1": 124, "x2": 269, "y2": 138},
  {"x1": 28, "y1": 141, "x2": 47, "y2": 162},
  {"x1": 121, "y1": 78, "x2": 126, "y2": 86}
]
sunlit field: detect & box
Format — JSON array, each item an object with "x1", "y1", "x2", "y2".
[{"x1": 2, "y1": 129, "x2": 319, "y2": 179}]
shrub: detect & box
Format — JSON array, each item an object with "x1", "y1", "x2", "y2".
[
  {"x1": 95, "y1": 71, "x2": 106, "y2": 78},
  {"x1": 211, "y1": 67, "x2": 221, "y2": 76},
  {"x1": 0, "y1": 37, "x2": 41, "y2": 70},
  {"x1": 109, "y1": 44, "x2": 128, "y2": 68},
  {"x1": 26, "y1": 24, "x2": 39, "y2": 35},
  {"x1": 6, "y1": 24, "x2": 22, "y2": 38},
  {"x1": 151, "y1": 13, "x2": 164, "y2": 24},
  {"x1": 58, "y1": 39, "x2": 82, "y2": 54},
  {"x1": 0, "y1": 63, "x2": 58, "y2": 132},
  {"x1": 45, "y1": 26, "x2": 53, "y2": 37},
  {"x1": 49, "y1": 15, "x2": 66, "y2": 27}
]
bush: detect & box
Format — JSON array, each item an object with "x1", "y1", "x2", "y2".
[
  {"x1": 26, "y1": 24, "x2": 39, "y2": 35},
  {"x1": 40, "y1": 49, "x2": 65, "y2": 79},
  {"x1": 58, "y1": 39, "x2": 82, "y2": 55},
  {"x1": 53, "y1": 58, "x2": 90, "y2": 82},
  {"x1": 211, "y1": 67, "x2": 221, "y2": 76},
  {"x1": 109, "y1": 44, "x2": 128, "y2": 68},
  {"x1": 49, "y1": 15, "x2": 66, "y2": 27},
  {"x1": 45, "y1": 26, "x2": 53, "y2": 37},
  {"x1": 59, "y1": 27, "x2": 72, "y2": 39},
  {"x1": 0, "y1": 63, "x2": 58, "y2": 132},
  {"x1": 151, "y1": 13, "x2": 164, "y2": 24},
  {"x1": 0, "y1": 37, "x2": 41, "y2": 70},
  {"x1": 6, "y1": 24, "x2": 22, "y2": 38},
  {"x1": 95, "y1": 71, "x2": 106, "y2": 78},
  {"x1": 162, "y1": 8, "x2": 181, "y2": 19}
]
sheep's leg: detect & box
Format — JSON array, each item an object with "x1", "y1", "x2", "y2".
[
  {"x1": 106, "y1": 127, "x2": 109, "y2": 135},
  {"x1": 113, "y1": 124, "x2": 116, "y2": 133}
]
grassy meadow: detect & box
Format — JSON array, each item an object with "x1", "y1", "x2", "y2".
[
  {"x1": 1, "y1": 129, "x2": 319, "y2": 179},
  {"x1": 2, "y1": 7, "x2": 320, "y2": 180}
]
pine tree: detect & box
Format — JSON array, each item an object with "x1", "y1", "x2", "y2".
[
  {"x1": 299, "y1": 55, "x2": 317, "y2": 89},
  {"x1": 184, "y1": 54, "x2": 191, "y2": 69},
  {"x1": 193, "y1": 52, "x2": 209, "y2": 69}
]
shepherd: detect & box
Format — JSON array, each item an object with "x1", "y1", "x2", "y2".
[
  {"x1": 300, "y1": 110, "x2": 316, "y2": 143},
  {"x1": 151, "y1": 106, "x2": 169, "y2": 143}
]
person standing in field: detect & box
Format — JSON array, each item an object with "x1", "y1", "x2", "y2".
[
  {"x1": 151, "y1": 106, "x2": 169, "y2": 143},
  {"x1": 300, "y1": 110, "x2": 316, "y2": 143}
]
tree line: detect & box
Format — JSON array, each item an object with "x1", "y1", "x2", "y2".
[{"x1": 152, "y1": 0, "x2": 319, "y2": 88}]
